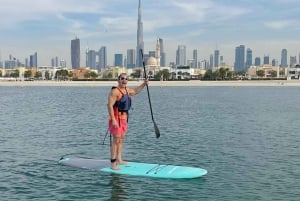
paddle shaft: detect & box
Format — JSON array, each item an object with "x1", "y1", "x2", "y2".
[{"x1": 140, "y1": 49, "x2": 160, "y2": 138}]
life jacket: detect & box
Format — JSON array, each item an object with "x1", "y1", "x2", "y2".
[{"x1": 112, "y1": 87, "x2": 131, "y2": 120}]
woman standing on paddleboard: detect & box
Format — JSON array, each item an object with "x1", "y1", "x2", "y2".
[{"x1": 107, "y1": 73, "x2": 148, "y2": 170}]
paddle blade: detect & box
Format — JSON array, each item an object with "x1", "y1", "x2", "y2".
[{"x1": 154, "y1": 121, "x2": 160, "y2": 138}]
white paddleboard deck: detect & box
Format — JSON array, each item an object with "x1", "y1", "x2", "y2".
[{"x1": 59, "y1": 157, "x2": 207, "y2": 179}]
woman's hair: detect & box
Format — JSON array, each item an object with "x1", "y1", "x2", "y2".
[{"x1": 118, "y1": 73, "x2": 127, "y2": 80}]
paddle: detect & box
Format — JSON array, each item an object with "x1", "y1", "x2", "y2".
[{"x1": 140, "y1": 49, "x2": 160, "y2": 138}]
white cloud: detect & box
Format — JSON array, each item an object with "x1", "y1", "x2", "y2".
[{"x1": 264, "y1": 20, "x2": 297, "y2": 30}]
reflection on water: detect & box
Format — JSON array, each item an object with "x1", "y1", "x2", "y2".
[{"x1": 109, "y1": 175, "x2": 128, "y2": 201}]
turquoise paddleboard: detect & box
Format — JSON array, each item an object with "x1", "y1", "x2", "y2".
[{"x1": 59, "y1": 157, "x2": 207, "y2": 179}]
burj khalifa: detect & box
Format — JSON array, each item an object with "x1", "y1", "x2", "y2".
[{"x1": 136, "y1": 0, "x2": 144, "y2": 67}]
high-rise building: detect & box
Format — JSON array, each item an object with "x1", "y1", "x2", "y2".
[
  {"x1": 86, "y1": 50, "x2": 97, "y2": 69},
  {"x1": 30, "y1": 52, "x2": 37, "y2": 68},
  {"x1": 264, "y1": 55, "x2": 270, "y2": 64},
  {"x1": 290, "y1": 56, "x2": 297, "y2": 67},
  {"x1": 155, "y1": 38, "x2": 161, "y2": 66},
  {"x1": 209, "y1": 54, "x2": 213, "y2": 69},
  {"x1": 254, "y1": 57, "x2": 261, "y2": 66},
  {"x1": 272, "y1": 59, "x2": 278, "y2": 66},
  {"x1": 176, "y1": 45, "x2": 186, "y2": 66},
  {"x1": 149, "y1": 51, "x2": 155, "y2": 58},
  {"x1": 127, "y1": 49, "x2": 136, "y2": 68},
  {"x1": 60, "y1": 59, "x2": 66, "y2": 68},
  {"x1": 25, "y1": 58, "x2": 29, "y2": 67},
  {"x1": 193, "y1": 49, "x2": 198, "y2": 68},
  {"x1": 234, "y1": 45, "x2": 245, "y2": 72},
  {"x1": 159, "y1": 38, "x2": 166, "y2": 66},
  {"x1": 98, "y1": 46, "x2": 107, "y2": 69},
  {"x1": 214, "y1": 49, "x2": 219, "y2": 67},
  {"x1": 114, "y1": 54, "x2": 123, "y2": 66},
  {"x1": 200, "y1": 59, "x2": 209, "y2": 70},
  {"x1": 281, "y1": 49, "x2": 288, "y2": 67},
  {"x1": 51, "y1": 56, "x2": 59, "y2": 67},
  {"x1": 246, "y1": 48, "x2": 252, "y2": 68},
  {"x1": 136, "y1": 0, "x2": 144, "y2": 67},
  {"x1": 71, "y1": 37, "x2": 80, "y2": 69}
]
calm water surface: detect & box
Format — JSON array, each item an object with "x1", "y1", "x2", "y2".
[{"x1": 1, "y1": 85, "x2": 299, "y2": 201}]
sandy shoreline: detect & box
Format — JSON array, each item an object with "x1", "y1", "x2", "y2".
[{"x1": 1, "y1": 80, "x2": 300, "y2": 87}]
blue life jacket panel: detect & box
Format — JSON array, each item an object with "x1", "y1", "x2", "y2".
[{"x1": 113, "y1": 87, "x2": 131, "y2": 113}]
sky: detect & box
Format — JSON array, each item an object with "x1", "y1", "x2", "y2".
[{"x1": 1, "y1": 0, "x2": 300, "y2": 67}]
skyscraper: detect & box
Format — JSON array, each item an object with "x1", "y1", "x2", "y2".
[
  {"x1": 193, "y1": 49, "x2": 198, "y2": 68},
  {"x1": 209, "y1": 54, "x2": 213, "y2": 69},
  {"x1": 126, "y1": 49, "x2": 136, "y2": 68},
  {"x1": 159, "y1": 38, "x2": 166, "y2": 66},
  {"x1": 98, "y1": 46, "x2": 107, "y2": 69},
  {"x1": 176, "y1": 45, "x2": 186, "y2": 66},
  {"x1": 30, "y1": 52, "x2": 37, "y2": 68},
  {"x1": 214, "y1": 49, "x2": 219, "y2": 67},
  {"x1": 264, "y1": 55, "x2": 270, "y2": 64},
  {"x1": 86, "y1": 50, "x2": 97, "y2": 69},
  {"x1": 281, "y1": 49, "x2": 288, "y2": 67},
  {"x1": 155, "y1": 38, "x2": 161, "y2": 66},
  {"x1": 254, "y1": 57, "x2": 261, "y2": 66},
  {"x1": 290, "y1": 56, "x2": 297, "y2": 67},
  {"x1": 246, "y1": 48, "x2": 252, "y2": 68},
  {"x1": 114, "y1": 54, "x2": 123, "y2": 66},
  {"x1": 71, "y1": 37, "x2": 80, "y2": 69},
  {"x1": 234, "y1": 45, "x2": 245, "y2": 72},
  {"x1": 136, "y1": 0, "x2": 144, "y2": 67}
]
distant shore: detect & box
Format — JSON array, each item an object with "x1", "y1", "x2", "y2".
[{"x1": 1, "y1": 80, "x2": 300, "y2": 87}]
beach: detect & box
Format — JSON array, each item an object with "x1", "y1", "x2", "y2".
[{"x1": 1, "y1": 79, "x2": 300, "y2": 87}]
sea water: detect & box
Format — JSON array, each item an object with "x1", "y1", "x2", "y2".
[{"x1": 1, "y1": 85, "x2": 299, "y2": 201}]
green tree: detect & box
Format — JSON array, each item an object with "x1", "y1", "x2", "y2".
[
  {"x1": 203, "y1": 69, "x2": 214, "y2": 80},
  {"x1": 24, "y1": 70, "x2": 32, "y2": 78},
  {"x1": 219, "y1": 68, "x2": 227, "y2": 80},
  {"x1": 55, "y1": 69, "x2": 69, "y2": 80},
  {"x1": 148, "y1": 71, "x2": 153, "y2": 78},
  {"x1": 154, "y1": 69, "x2": 170, "y2": 80},
  {"x1": 269, "y1": 70, "x2": 277, "y2": 78},
  {"x1": 10, "y1": 69, "x2": 19, "y2": 78},
  {"x1": 130, "y1": 69, "x2": 142, "y2": 78},
  {"x1": 68, "y1": 71, "x2": 73, "y2": 80},
  {"x1": 90, "y1": 71, "x2": 98, "y2": 79},
  {"x1": 84, "y1": 71, "x2": 91, "y2": 79},
  {"x1": 213, "y1": 69, "x2": 220, "y2": 80},
  {"x1": 256, "y1": 70, "x2": 265, "y2": 78},
  {"x1": 106, "y1": 72, "x2": 113, "y2": 78},
  {"x1": 35, "y1": 71, "x2": 42, "y2": 79},
  {"x1": 45, "y1": 71, "x2": 50, "y2": 80}
]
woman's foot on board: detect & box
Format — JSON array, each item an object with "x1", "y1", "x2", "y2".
[
  {"x1": 117, "y1": 160, "x2": 128, "y2": 165},
  {"x1": 111, "y1": 159, "x2": 120, "y2": 170}
]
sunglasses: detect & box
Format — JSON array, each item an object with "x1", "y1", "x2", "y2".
[{"x1": 120, "y1": 77, "x2": 128, "y2": 80}]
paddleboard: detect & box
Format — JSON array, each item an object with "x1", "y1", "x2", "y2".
[{"x1": 59, "y1": 157, "x2": 207, "y2": 179}]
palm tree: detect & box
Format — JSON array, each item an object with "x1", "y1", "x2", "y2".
[
  {"x1": 203, "y1": 69, "x2": 213, "y2": 80},
  {"x1": 219, "y1": 68, "x2": 227, "y2": 80}
]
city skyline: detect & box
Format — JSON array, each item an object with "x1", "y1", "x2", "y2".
[{"x1": 1, "y1": 0, "x2": 300, "y2": 67}]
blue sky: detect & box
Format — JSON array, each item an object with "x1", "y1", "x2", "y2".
[{"x1": 1, "y1": 0, "x2": 300, "y2": 66}]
